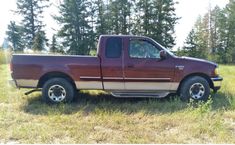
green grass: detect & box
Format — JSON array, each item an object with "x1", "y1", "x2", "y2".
[
  {"x1": 0, "y1": 54, "x2": 235, "y2": 143},
  {"x1": 0, "y1": 50, "x2": 11, "y2": 64}
]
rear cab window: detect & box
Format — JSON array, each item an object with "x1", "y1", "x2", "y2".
[{"x1": 105, "y1": 37, "x2": 122, "y2": 58}]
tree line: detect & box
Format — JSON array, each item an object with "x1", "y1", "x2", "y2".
[
  {"x1": 5, "y1": 0, "x2": 235, "y2": 64},
  {"x1": 178, "y1": 0, "x2": 235, "y2": 64},
  {"x1": 6, "y1": 0, "x2": 179, "y2": 54},
  {"x1": 6, "y1": 0, "x2": 178, "y2": 55}
]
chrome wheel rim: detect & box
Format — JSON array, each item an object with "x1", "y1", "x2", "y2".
[
  {"x1": 189, "y1": 83, "x2": 205, "y2": 100},
  {"x1": 48, "y1": 85, "x2": 66, "y2": 102}
]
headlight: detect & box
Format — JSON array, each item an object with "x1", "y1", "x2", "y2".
[{"x1": 214, "y1": 67, "x2": 219, "y2": 76}]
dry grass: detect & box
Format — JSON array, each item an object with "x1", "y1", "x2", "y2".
[{"x1": 0, "y1": 53, "x2": 234, "y2": 143}]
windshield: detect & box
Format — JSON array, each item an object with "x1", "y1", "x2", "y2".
[{"x1": 150, "y1": 38, "x2": 176, "y2": 57}]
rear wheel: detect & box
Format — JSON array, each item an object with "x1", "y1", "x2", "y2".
[
  {"x1": 180, "y1": 76, "x2": 210, "y2": 102},
  {"x1": 42, "y1": 78, "x2": 75, "y2": 104}
]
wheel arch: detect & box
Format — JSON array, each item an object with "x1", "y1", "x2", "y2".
[
  {"x1": 177, "y1": 73, "x2": 213, "y2": 94},
  {"x1": 37, "y1": 71, "x2": 76, "y2": 89}
]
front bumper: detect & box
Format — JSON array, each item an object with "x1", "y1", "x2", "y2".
[
  {"x1": 8, "y1": 79, "x2": 18, "y2": 88},
  {"x1": 211, "y1": 76, "x2": 223, "y2": 91}
]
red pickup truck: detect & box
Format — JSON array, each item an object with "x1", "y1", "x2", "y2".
[{"x1": 10, "y1": 35, "x2": 223, "y2": 103}]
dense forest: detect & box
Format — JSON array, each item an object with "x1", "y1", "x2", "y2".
[{"x1": 3, "y1": 0, "x2": 235, "y2": 64}]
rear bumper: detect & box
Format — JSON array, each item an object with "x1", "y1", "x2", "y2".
[{"x1": 211, "y1": 76, "x2": 223, "y2": 91}]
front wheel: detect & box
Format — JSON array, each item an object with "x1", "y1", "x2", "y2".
[
  {"x1": 180, "y1": 76, "x2": 210, "y2": 102},
  {"x1": 42, "y1": 78, "x2": 75, "y2": 104}
]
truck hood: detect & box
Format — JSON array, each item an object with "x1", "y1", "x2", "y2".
[{"x1": 179, "y1": 56, "x2": 218, "y2": 67}]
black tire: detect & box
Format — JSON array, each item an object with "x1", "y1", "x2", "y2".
[
  {"x1": 42, "y1": 78, "x2": 75, "y2": 104},
  {"x1": 180, "y1": 76, "x2": 210, "y2": 102}
]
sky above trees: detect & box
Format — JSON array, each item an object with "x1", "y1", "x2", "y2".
[{"x1": 0, "y1": 0, "x2": 229, "y2": 50}]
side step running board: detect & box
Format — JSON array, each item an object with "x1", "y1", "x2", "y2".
[{"x1": 111, "y1": 92, "x2": 170, "y2": 98}]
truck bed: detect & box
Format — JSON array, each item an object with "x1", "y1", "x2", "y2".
[{"x1": 11, "y1": 54, "x2": 102, "y2": 88}]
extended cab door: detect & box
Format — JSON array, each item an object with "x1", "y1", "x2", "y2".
[
  {"x1": 123, "y1": 38, "x2": 176, "y2": 91},
  {"x1": 100, "y1": 36, "x2": 125, "y2": 90}
]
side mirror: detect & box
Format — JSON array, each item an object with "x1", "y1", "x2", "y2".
[{"x1": 160, "y1": 50, "x2": 167, "y2": 59}]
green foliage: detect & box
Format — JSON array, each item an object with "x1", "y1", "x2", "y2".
[
  {"x1": 95, "y1": 0, "x2": 107, "y2": 35},
  {"x1": 182, "y1": 16, "x2": 210, "y2": 59},
  {"x1": 55, "y1": 0, "x2": 178, "y2": 55},
  {"x1": 7, "y1": 0, "x2": 180, "y2": 54},
  {"x1": 0, "y1": 50, "x2": 11, "y2": 64},
  {"x1": 89, "y1": 49, "x2": 97, "y2": 56},
  {"x1": 225, "y1": 1, "x2": 235, "y2": 63},
  {"x1": 6, "y1": 21, "x2": 24, "y2": 52},
  {"x1": 107, "y1": 0, "x2": 132, "y2": 34},
  {"x1": 55, "y1": 0, "x2": 94, "y2": 55},
  {"x1": 134, "y1": 0, "x2": 179, "y2": 49},
  {"x1": 181, "y1": 1, "x2": 235, "y2": 64},
  {"x1": 16, "y1": 0, "x2": 48, "y2": 49},
  {"x1": 182, "y1": 29, "x2": 198, "y2": 57},
  {"x1": 188, "y1": 97, "x2": 213, "y2": 115},
  {"x1": 32, "y1": 31, "x2": 47, "y2": 51},
  {"x1": 49, "y1": 35, "x2": 64, "y2": 54}
]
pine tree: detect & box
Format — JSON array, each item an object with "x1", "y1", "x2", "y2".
[
  {"x1": 134, "y1": 0, "x2": 153, "y2": 35},
  {"x1": 51, "y1": 35, "x2": 57, "y2": 53},
  {"x1": 87, "y1": 0, "x2": 97, "y2": 52},
  {"x1": 16, "y1": 0, "x2": 48, "y2": 49},
  {"x1": 182, "y1": 5, "x2": 233, "y2": 63},
  {"x1": 216, "y1": 8, "x2": 229, "y2": 63},
  {"x1": 196, "y1": 14, "x2": 210, "y2": 59},
  {"x1": 225, "y1": 0, "x2": 235, "y2": 63},
  {"x1": 96, "y1": 0, "x2": 132, "y2": 35},
  {"x1": 121, "y1": 0, "x2": 131, "y2": 34},
  {"x1": 107, "y1": 0, "x2": 119, "y2": 34},
  {"x1": 206, "y1": 6, "x2": 226, "y2": 62},
  {"x1": 209, "y1": 6, "x2": 220, "y2": 54},
  {"x1": 6, "y1": 21, "x2": 24, "y2": 52},
  {"x1": 106, "y1": 0, "x2": 132, "y2": 34},
  {"x1": 55, "y1": 0, "x2": 93, "y2": 55},
  {"x1": 95, "y1": 0, "x2": 107, "y2": 35},
  {"x1": 134, "y1": 0, "x2": 179, "y2": 49},
  {"x1": 153, "y1": 0, "x2": 178, "y2": 48},
  {"x1": 32, "y1": 31, "x2": 47, "y2": 51},
  {"x1": 183, "y1": 29, "x2": 199, "y2": 57},
  {"x1": 50, "y1": 35, "x2": 64, "y2": 54},
  {"x1": 180, "y1": 1, "x2": 235, "y2": 64},
  {"x1": 182, "y1": 16, "x2": 210, "y2": 59}
]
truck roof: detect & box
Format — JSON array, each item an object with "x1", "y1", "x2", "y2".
[{"x1": 100, "y1": 35, "x2": 149, "y2": 39}]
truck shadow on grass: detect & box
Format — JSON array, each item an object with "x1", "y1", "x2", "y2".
[
  {"x1": 210, "y1": 92, "x2": 234, "y2": 110},
  {"x1": 23, "y1": 91, "x2": 234, "y2": 116}
]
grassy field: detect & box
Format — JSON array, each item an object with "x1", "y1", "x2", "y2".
[
  {"x1": 0, "y1": 56, "x2": 235, "y2": 143},
  {"x1": 0, "y1": 50, "x2": 11, "y2": 64}
]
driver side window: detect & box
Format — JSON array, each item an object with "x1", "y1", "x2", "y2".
[{"x1": 129, "y1": 39, "x2": 160, "y2": 59}]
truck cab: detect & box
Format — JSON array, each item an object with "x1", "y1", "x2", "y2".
[{"x1": 97, "y1": 35, "x2": 176, "y2": 91}]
